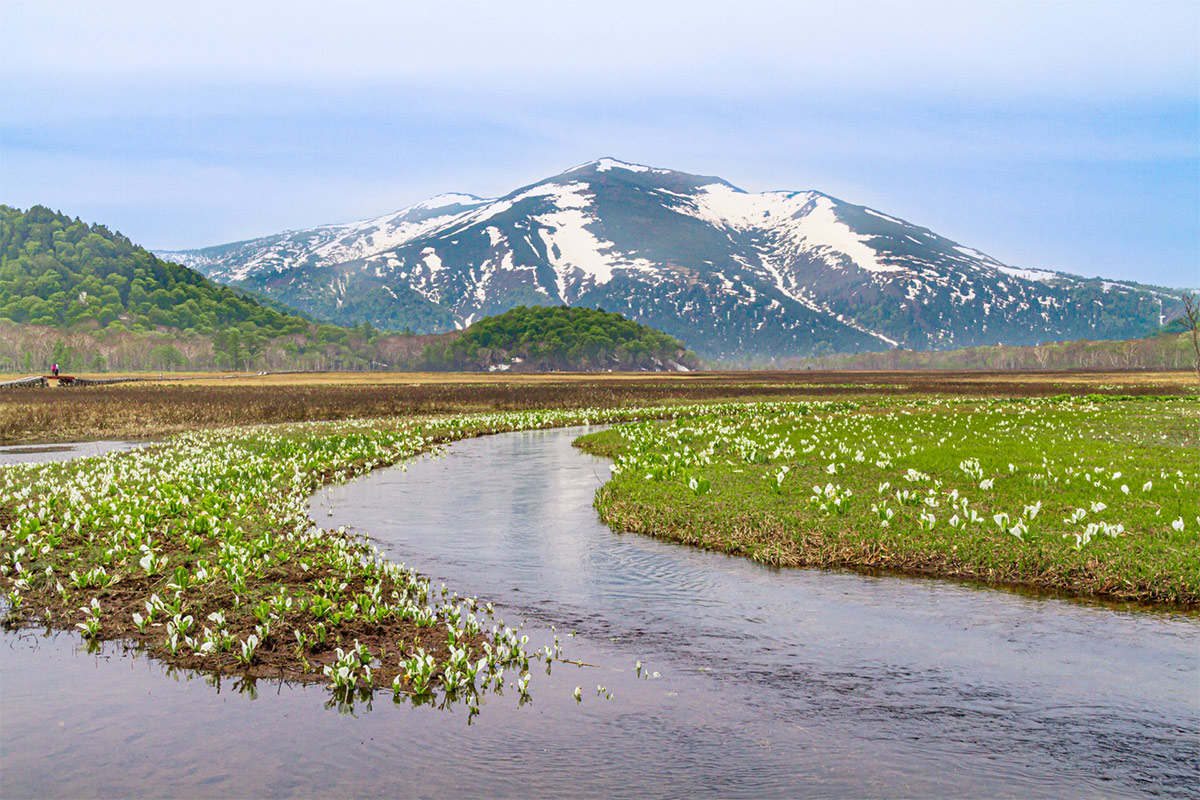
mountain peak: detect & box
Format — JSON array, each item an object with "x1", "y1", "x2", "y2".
[
  {"x1": 566, "y1": 157, "x2": 666, "y2": 176},
  {"x1": 414, "y1": 193, "x2": 488, "y2": 210}
]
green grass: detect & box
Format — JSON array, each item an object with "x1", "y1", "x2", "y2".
[{"x1": 576, "y1": 395, "x2": 1200, "y2": 605}]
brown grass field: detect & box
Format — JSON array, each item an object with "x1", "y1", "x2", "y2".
[{"x1": 1, "y1": 369, "x2": 1195, "y2": 444}]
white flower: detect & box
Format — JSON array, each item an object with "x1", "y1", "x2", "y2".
[{"x1": 1171, "y1": 517, "x2": 1185, "y2": 532}]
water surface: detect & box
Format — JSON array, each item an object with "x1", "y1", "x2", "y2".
[{"x1": 0, "y1": 440, "x2": 146, "y2": 465}]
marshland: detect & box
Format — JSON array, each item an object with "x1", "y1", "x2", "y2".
[{"x1": 1, "y1": 372, "x2": 1198, "y2": 796}]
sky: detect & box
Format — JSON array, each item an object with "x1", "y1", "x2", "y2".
[{"x1": 1, "y1": 0, "x2": 1197, "y2": 287}]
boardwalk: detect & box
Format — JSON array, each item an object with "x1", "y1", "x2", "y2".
[{"x1": 0, "y1": 375, "x2": 147, "y2": 389}]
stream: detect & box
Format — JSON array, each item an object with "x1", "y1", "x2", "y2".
[
  {"x1": 2, "y1": 427, "x2": 1197, "y2": 797},
  {"x1": 0, "y1": 440, "x2": 145, "y2": 464}
]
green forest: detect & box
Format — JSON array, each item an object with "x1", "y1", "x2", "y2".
[
  {"x1": 0, "y1": 205, "x2": 315, "y2": 335},
  {"x1": 0, "y1": 205, "x2": 400, "y2": 371},
  {"x1": 420, "y1": 305, "x2": 699, "y2": 371}
]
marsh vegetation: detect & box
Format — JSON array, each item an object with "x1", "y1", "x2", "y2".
[
  {"x1": 0, "y1": 405, "x2": 723, "y2": 705},
  {"x1": 579, "y1": 395, "x2": 1199, "y2": 604}
]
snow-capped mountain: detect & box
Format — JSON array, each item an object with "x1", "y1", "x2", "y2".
[{"x1": 161, "y1": 158, "x2": 1181, "y2": 360}]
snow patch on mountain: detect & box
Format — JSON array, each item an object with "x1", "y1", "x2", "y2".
[
  {"x1": 788, "y1": 195, "x2": 904, "y2": 275},
  {"x1": 676, "y1": 185, "x2": 903, "y2": 275},
  {"x1": 865, "y1": 208, "x2": 904, "y2": 225},
  {"x1": 209, "y1": 202, "x2": 486, "y2": 282},
  {"x1": 421, "y1": 247, "x2": 443, "y2": 273},
  {"x1": 524, "y1": 181, "x2": 655, "y2": 300},
  {"x1": 568, "y1": 157, "x2": 667, "y2": 175},
  {"x1": 416, "y1": 193, "x2": 487, "y2": 210},
  {"x1": 594, "y1": 158, "x2": 648, "y2": 173},
  {"x1": 993, "y1": 264, "x2": 1061, "y2": 283},
  {"x1": 446, "y1": 180, "x2": 590, "y2": 231}
]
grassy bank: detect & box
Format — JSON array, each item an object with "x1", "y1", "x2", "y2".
[
  {"x1": 0, "y1": 404, "x2": 713, "y2": 704},
  {"x1": 576, "y1": 396, "x2": 1200, "y2": 606}
]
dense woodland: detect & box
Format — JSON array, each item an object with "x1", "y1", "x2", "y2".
[
  {"x1": 1, "y1": 206, "x2": 313, "y2": 334},
  {"x1": 0, "y1": 205, "x2": 405, "y2": 371},
  {"x1": 420, "y1": 305, "x2": 699, "y2": 372}
]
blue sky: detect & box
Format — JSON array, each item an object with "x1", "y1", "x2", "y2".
[{"x1": 2, "y1": 0, "x2": 1197, "y2": 287}]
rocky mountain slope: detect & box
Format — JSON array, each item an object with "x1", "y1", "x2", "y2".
[{"x1": 162, "y1": 159, "x2": 1182, "y2": 361}]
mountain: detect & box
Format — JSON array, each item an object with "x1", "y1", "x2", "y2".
[{"x1": 161, "y1": 159, "x2": 1184, "y2": 361}]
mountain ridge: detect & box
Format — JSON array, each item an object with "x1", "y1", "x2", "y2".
[{"x1": 160, "y1": 158, "x2": 1183, "y2": 361}]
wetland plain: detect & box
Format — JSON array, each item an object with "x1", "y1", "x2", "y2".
[{"x1": 1, "y1": 371, "x2": 1197, "y2": 797}]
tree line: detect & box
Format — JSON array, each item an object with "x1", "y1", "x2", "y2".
[{"x1": 782, "y1": 329, "x2": 1199, "y2": 372}]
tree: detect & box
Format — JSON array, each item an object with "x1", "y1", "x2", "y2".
[
  {"x1": 151, "y1": 344, "x2": 185, "y2": 371},
  {"x1": 50, "y1": 339, "x2": 73, "y2": 371},
  {"x1": 1183, "y1": 293, "x2": 1200, "y2": 383}
]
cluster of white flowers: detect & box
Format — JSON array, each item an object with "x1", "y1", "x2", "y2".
[
  {"x1": 0, "y1": 403, "x2": 720, "y2": 707},
  {"x1": 602, "y1": 396, "x2": 1199, "y2": 555}
]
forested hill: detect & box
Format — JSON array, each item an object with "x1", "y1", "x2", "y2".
[
  {"x1": 0, "y1": 205, "x2": 400, "y2": 372},
  {"x1": 422, "y1": 305, "x2": 699, "y2": 371},
  {"x1": 0, "y1": 205, "x2": 311, "y2": 335}
]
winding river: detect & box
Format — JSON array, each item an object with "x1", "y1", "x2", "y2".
[{"x1": 2, "y1": 427, "x2": 1197, "y2": 798}]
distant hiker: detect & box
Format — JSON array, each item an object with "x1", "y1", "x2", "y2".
[{"x1": 51, "y1": 363, "x2": 59, "y2": 377}]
